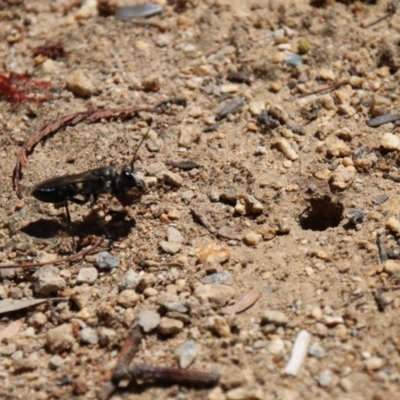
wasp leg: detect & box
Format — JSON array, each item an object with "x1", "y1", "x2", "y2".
[
  {"x1": 64, "y1": 201, "x2": 76, "y2": 252},
  {"x1": 66, "y1": 196, "x2": 90, "y2": 251}
]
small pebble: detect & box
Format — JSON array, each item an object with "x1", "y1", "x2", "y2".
[
  {"x1": 308, "y1": 343, "x2": 326, "y2": 358},
  {"x1": 316, "y1": 370, "x2": 333, "y2": 387},
  {"x1": 159, "y1": 240, "x2": 182, "y2": 254},
  {"x1": 385, "y1": 216, "x2": 400, "y2": 234},
  {"x1": 70, "y1": 286, "x2": 91, "y2": 309},
  {"x1": 119, "y1": 270, "x2": 142, "y2": 291},
  {"x1": 27, "y1": 312, "x2": 47, "y2": 329},
  {"x1": 167, "y1": 226, "x2": 183, "y2": 243},
  {"x1": 380, "y1": 133, "x2": 400, "y2": 151},
  {"x1": 274, "y1": 138, "x2": 299, "y2": 161},
  {"x1": 76, "y1": 267, "x2": 98, "y2": 285},
  {"x1": 175, "y1": 340, "x2": 199, "y2": 369},
  {"x1": 201, "y1": 271, "x2": 233, "y2": 285},
  {"x1": 267, "y1": 336, "x2": 285, "y2": 355},
  {"x1": 79, "y1": 327, "x2": 98, "y2": 345},
  {"x1": 261, "y1": 310, "x2": 288, "y2": 326},
  {"x1": 163, "y1": 171, "x2": 183, "y2": 187},
  {"x1": 33, "y1": 266, "x2": 66, "y2": 295},
  {"x1": 137, "y1": 310, "x2": 161, "y2": 332},
  {"x1": 329, "y1": 166, "x2": 356, "y2": 190},
  {"x1": 117, "y1": 289, "x2": 139, "y2": 308},
  {"x1": 66, "y1": 70, "x2": 94, "y2": 98},
  {"x1": 98, "y1": 327, "x2": 117, "y2": 347},
  {"x1": 194, "y1": 284, "x2": 235, "y2": 308},
  {"x1": 364, "y1": 357, "x2": 384, "y2": 370},
  {"x1": 206, "y1": 316, "x2": 231, "y2": 337},
  {"x1": 249, "y1": 101, "x2": 265, "y2": 116},
  {"x1": 46, "y1": 324, "x2": 74, "y2": 354},
  {"x1": 226, "y1": 385, "x2": 264, "y2": 400},
  {"x1": 94, "y1": 252, "x2": 120, "y2": 270},
  {"x1": 116, "y1": 4, "x2": 163, "y2": 20},
  {"x1": 243, "y1": 231, "x2": 263, "y2": 246},
  {"x1": 158, "y1": 317, "x2": 184, "y2": 335},
  {"x1": 49, "y1": 355, "x2": 64, "y2": 370},
  {"x1": 325, "y1": 137, "x2": 351, "y2": 158}
]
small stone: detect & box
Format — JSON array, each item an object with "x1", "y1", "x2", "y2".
[
  {"x1": 323, "y1": 315, "x2": 344, "y2": 326},
  {"x1": 179, "y1": 125, "x2": 199, "y2": 148},
  {"x1": 194, "y1": 64, "x2": 213, "y2": 76},
  {"x1": 70, "y1": 286, "x2": 92, "y2": 309},
  {"x1": 117, "y1": 289, "x2": 139, "y2": 308},
  {"x1": 33, "y1": 266, "x2": 66, "y2": 295},
  {"x1": 0, "y1": 268, "x2": 15, "y2": 279},
  {"x1": 167, "y1": 226, "x2": 183, "y2": 243},
  {"x1": 267, "y1": 336, "x2": 285, "y2": 355},
  {"x1": 384, "y1": 260, "x2": 400, "y2": 275},
  {"x1": 13, "y1": 354, "x2": 39, "y2": 373},
  {"x1": 94, "y1": 252, "x2": 120, "y2": 270},
  {"x1": 325, "y1": 137, "x2": 351, "y2": 157},
  {"x1": 243, "y1": 231, "x2": 263, "y2": 246},
  {"x1": 73, "y1": 376, "x2": 88, "y2": 395},
  {"x1": 66, "y1": 70, "x2": 94, "y2": 98},
  {"x1": 194, "y1": 284, "x2": 235, "y2": 308},
  {"x1": 339, "y1": 377, "x2": 353, "y2": 392},
  {"x1": 163, "y1": 171, "x2": 183, "y2": 187},
  {"x1": 201, "y1": 271, "x2": 233, "y2": 285},
  {"x1": 46, "y1": 324, "x2": 74, "y2": 354},
  {"x1": 158, "y1": 317, "x2": 184, "y2": 335},
  {"x1": 49, "y1": 355, "x2": 64, "y2": 370},
  {"x1": 249, "y1": 101, "x2": 265, "y2": 116},
  {"x1": 27, "y1": 312, "x2": 47, "y2": 329},
  {"x1": 329, "y1": 165, "x2": 356, "y2": 190},
  {"x1": 309, "y1": 307, "x2": 322, "y2": 320},
  {"x1": 196, "y1": 243, "x2": 231, "y2": 264},
  {"x1": 182, "y1": 190, "x2": 194, "y2": 205},
  {"x1": 76, "y1": 267, "x2": 98, "y2": 285},
  {"x1": 137, "y1": 310, "x2": 161, "y2": 332},
  {"x1": 79, "y1": 327, "x2": 98, "y2": 345},
  {"x1": 157, "y1": 292, "x2": 188, "y2": 313},
  {"x1": 206, "y1": 316, "x2": 231, "y2": 337},
  {"x1": 261, "y1": 310, "x2": 288, "y2": 326},
  {"x1": 141, "y1": 76, "x2": 160, "y2": 92},
  {"x1": 316, "y1": 370, "x2": 333, "y2": 387},
  {"x1": 381, "y1": 133, "x2": 400, "y2": 151},
  {"x1": 268, "y1": 105, "x2": 289, "y2": 124},
  {"x1": 98, "y1": 327, "x2": 117, "y2": 347},
  {"x1": 308, "y1": 343, "x2": 326, "y2": 358},
  {"x1": 314, "y1": 168, "x2": 331, "y2": 180},
  {"x1": 175, "y1": 340, "x2": 199, "y2": 369},
  {"x1": 226, "y1": 385, "x2": 264, "y2": 400},
  {"x1": 370, "y1": 94, "x2": 391, "y2": 117},
  {"x1": 119, "y1": 270, "x2": 142, "y2": 291},
  {"x1": 159, "y1": 240, "x2": 182, "y2": 254},
  {"x1": 137, "y1": 273, "x2": 157, "y2": 292},
  {"x1": 274, "y1": 138, "x2": 299, "y2": 161},
  {"x1": 208, "y1": 387, "x2": 225, "y2": 400},
  {"x1": 243, "y1": 194, "x2": 263, "y2": 214},
  {"x1": 258, "y1": 226, "x2": 276, "y2": 240}
]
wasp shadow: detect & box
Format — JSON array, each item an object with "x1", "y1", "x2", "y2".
[
  {"x1": 20, "y1": 219, "x2": 63, "y2": 239},
  {"x1": 21, "y1": 210, "x2": 136, "y2": 241}
]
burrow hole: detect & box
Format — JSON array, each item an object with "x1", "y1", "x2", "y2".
[{"x1": 300, "y1": 195, "x2": 344, "y2": 231}]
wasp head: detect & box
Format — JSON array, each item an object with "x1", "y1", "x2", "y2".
[{"x1": 118, "y1": 166, "x2": 146, "y2": 192}]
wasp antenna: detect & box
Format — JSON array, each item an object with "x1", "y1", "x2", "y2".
[{"x1": 131, "y1": 120, "x2": 152, "y2": 170}]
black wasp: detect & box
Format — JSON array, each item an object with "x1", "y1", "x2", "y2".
[{"x1": 32, "y1": 124, "x2": 151, "y2": 247}]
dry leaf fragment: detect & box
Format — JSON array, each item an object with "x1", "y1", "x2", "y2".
[
  {"x1": 0, "y1": 318, "x2": 24, "y2": 341},
  {"x1": 220, "y1": 289, "x2": 260, "y2": 315},
  {"x1": 0, "y1": 298, "x2": 48, "y2": 315}
]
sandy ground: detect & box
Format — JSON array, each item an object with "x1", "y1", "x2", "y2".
[{"x1": 1, "y1": 0, "x2": 400, "y2": 399}]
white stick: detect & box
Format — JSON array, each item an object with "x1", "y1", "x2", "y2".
[{"x1": 284, "y1": 330, "x2": 311, "y2": 376}]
